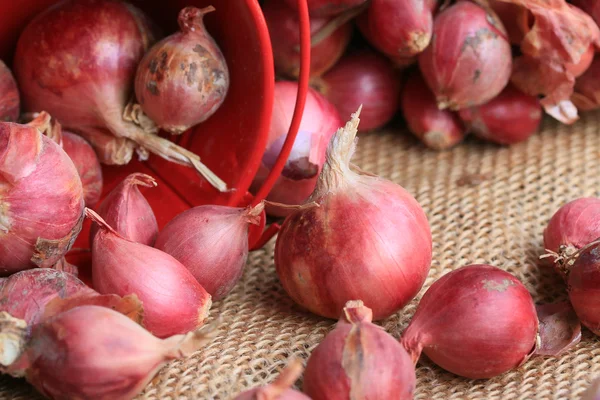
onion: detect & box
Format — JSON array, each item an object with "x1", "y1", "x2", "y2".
[
  {"x1": 134, "y1": 6, "x2": 229, "y2": 135},
  {"x1": 90, "y1": 173, "x2": 158, "y2": 247},
  {"x1": 13, "y1": 0, "x2": 226, "y2": 191},
  {"x1": 458, "y1": 85, "x2": 542, "y2": 145},
  {"x1": 572, "y1": 56, "x2": 600, "y2": 111},
  {"x1": 401, "y1": 72, "x2": 466, "y2": 150},
  {"x1": 87, "y1": 209, "x2": 211, "y2": 338},
  {"x1": 418, "y1": 1, "x2": 512, "y2": 110},
  {"x1": 282, "y1": 0, "x2": 367, "y2": 16},
  {"x1": 571, "y1": 0, "x2": 600, "y2": 28},
  {"x1": 274, "y1": 109, "x2": 432, "y2": 320},
  {"x1": 357, "y1": 0, "x2": 436, "y2": 59},
  {"x1": 0, "y1": 115, "x2": 84, "y2": 275},
  {"x1": 0, "y1": 60, "x2": 19, "y2": 122},
  {"x1": 263, "y1": 0, "x2": 352, "y2": 78},
  {"x1": 233, "y1": 360, "x2": 309, "y2": 399},
  {"x1": 313, "y1": 49, "x2": 401, "y2": 131},
  {"x1": 154, "y1": 203, "x2": 264, "y2": 300},
  {"x1": 250, "y1": 81, "x2": 341, "y2": 217},
  {"x1": 488, "y1": 0, "x2": 531, "y2": 44},
  {"x1": 303, "y1": 300, "x2": 415, "y2": 399},
  {"x1": 10, "y1": 305, "x2": 217, "y2": 400},
  {"x1": 566, "y1": 45, "x2": 595, "y2": 78}
]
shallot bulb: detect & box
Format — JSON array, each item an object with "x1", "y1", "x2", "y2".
[
  {"x1": 0, "y1": 60, "x2": 19, "y2": 122},
  {"x1": 134, "y1": 6, "x2": 229, "y2": 135},
  {"x1": 263, "y1": 0, "x2": 352, "y2": 78},
  {"x1": 90, "y1": 173, "x2": 158, "y2": 246},
  {"x1": 572, "y1": 0, "x2": 600, "y2": 26},
  {"x1": 62, "y1": 131, "x2": 103, "y2": 207},
  {"x1": 401, "y1": 265, "x2": 538, "y2": 379},
  {"x1": 283, "y1": 0, "x2": 368, "y2": 16},
  {"x1": 154, "y1": 203, "x2": 264, "y2": 300},
  {"x1": 488, "y1": 0, "x2": 531, "y2": 44},
  {"x1": 458, "y1": 85, "x2": 542, "y2": 145},
  {"x1": 251, "y1": 81, "x2": 341, "y2": 216},
  {"x1": 88, "y1": 209, "x2": 212, "y2": 338},
  {"x1": 12, "y1": 305, "x2": 217, "y2": 400},
  {"x1": 233, "y1": 360, "x2": 309, "y2": 400},
  {"x1": 401, "y1": 72, "x2": 466, "y2": 150},
  {"x1": 275, "y1": 109, "x2": 432, "y2": 320},
  {"x1": 0, "y1": 117, "x2": 84, "y2": 275},
  {"x1": 572, "y1": 56, "x2": 600, "y2": 111},
  {"x1": 418, "y1": 1, "x2": 512, "y2": 110},
  {"x1": 13, "y1": 0, "x2": 226, "y2": 191},
  {"x1": 314, "y1": 49, "x2": 401, "y2": 131},
  {"x1": 303, "y1": 300, "x2": 415, "y2": 399}
]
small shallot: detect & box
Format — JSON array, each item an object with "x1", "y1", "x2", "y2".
[
  {"x1": 0, "y1": 60, "x2": 19, "y2": 122},
  {"x1": 233, "y1": 359, "x2": 309, "y2": 400},
  {"x1": 61, "y1": 131, "x2": 103, "y2": 207}
]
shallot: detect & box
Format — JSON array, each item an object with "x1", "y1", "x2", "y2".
[
  {"x1": 418, "y1": 1, "x2": 512, "y2": 110},
  {"x1": 61, "y1": 131, "x2": 103, "y2": 207},
  {"x1": 154, "y1": 203, "x2": 264, "y2": 300},
  {"x1": 0, "y1": 60, "x2": 19, "y2": 122},
  {"x1": 233, "y1": 359, "x2": 309, "y2": 400},
  {"x1": 88, "y1": 209, "x2": 212, "y2": 338},
  {"x1": 303, "y1": 300, "x2": 415, "y2": 399},
  {"x1": 251, "y1": 81, "x2": 341, "y2": 216},
  {"x1": 572, "y1": 56, "x2": 600, "y2": 111},
  {"x1": 274, "y1": 109, "x2": 432, "y2": 320},
  {"x1": 282, "y1": 0, "x2": 367, "y2": 16}
]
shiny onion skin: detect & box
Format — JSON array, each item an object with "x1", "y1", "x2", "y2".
[
  {"x1": 401, "y1": 73, "x2": 466, "y2": 150},
  {"x1": 0, "y1": 60, "x2": 19, "y2": 122},
  {"x1": 88, "y1": 209, "x2": 212, "y2": 338},
  {"x1": 134, "y1": 6, "x2": 229, "y2": 135},
  {"x1": 274, "y1": 109, "x2": 432, "y2": 320},
  {"x1": 233, "y1": 360, "x2": 309, "y2": 400},
  {"x1": 566, "y1": 242, "x2": 600, "y2": 336},
  {"x1": 418, "y1": 1, "x2": 512, "y2": 110},
  {"x1": 282, "y1": 0, "x2": 368, "y2": 16},
  {"x1": 303, "y1": 301, "x2": 416, "y2": 399},
  {"x1": 401, "y1": 265, "x2": 538, "y2": 379},
  {"x1": 315, "y1": 49, "x2": 401, "y2": 131},
  {"x1": 263, "y1": 0, "x2": 352, "y2": 78},
  {"x1": 154, "y1": 203, "x2": 264, "y2": 300},
  {"x1": 62, "y1": 131, "x2": 103, "y2": 207},
  {"x1": 90, "y1": 173, "x2": 158, "y2": 247},
  {"x1": 565, "y1": 45, "x2": 595, "y2": 78},
  {"x1": 13, "y1": 305, "x2": 217, "y2": 400},
  {"x1": 0, "y1": 119, "x2": 84, "y2": 275},
  {"x1": 572, "y1": 56, "x2": 600, "y2": 111},
  {"x1": 251, "y1": 81, "x2": 341, "y2": 216},
  {"x1": 458, "y1": 85, "x2": 542, "y2": 145}
]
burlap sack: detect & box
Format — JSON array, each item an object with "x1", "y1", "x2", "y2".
[{"x1": 2, "y1": 112, "x2": 600, "y2": 400}]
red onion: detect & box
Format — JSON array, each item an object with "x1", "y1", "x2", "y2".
[
  {"x1": 283, "y1": 0, "x2": 368, "y2": 16},
  {"x1": 488, "y1": 0, "x2": 531, "y2": 44},
  {"x1": 303, "y1": 300, "x2": 415, "y2": 399},
  {"x1": 61, "y1": 131, "x2": 103, "y2": 207},
  {"x1": 250, "y1": 81, "x2": 341, "y2": 217},
  {"x1": 571, "y1": 0, "x2": 600, "y2": 29},
  {"x1": 13, "y1": 0, "x2": 226, "y2": 191},
  {"x1": 233, "y1": 360, "x2": 309, "y2": 400},
  {"x1": 401, "y1": 265, "x2": 538, "y2": 378},
  {"x1": 458, "y1": 85, "x2": 542, "y2": 145},
  {"x1": 0, "y1": 60, "x2": 19, "y2": 122},
  {"x1": 418, "y1": 1, "x2": 512, "y2": 110},
  {"x1": 134, "y1": 6, "x2": 229, "y2": 135},
  {"x1": 274, "y1": 109, "x2": 432, "y2": 320},
  {"x1": 11, "y1": 305, "x2": 217, "y2": 400},
  {"x1": 572, "y1": 56, "x2": 600, "y2": 111},
  {"x1": 87, "y1": 209, "x2": 212, "y2": 338},
  {"x1": 263, "y1": 0, "x2": 352, "y2": 78},
  {"x1": 313, "y1": 49, "x2": 401, "y2": 131},
  {"x1": 0, "y1": 116, "x2": 84, "y2": 275},
  {"x1": 566, "y1": 45, "x2": 595, "y2": 78},
  {"x1": 401, "y1": 73, "x2": 466, "y2": 150},
  {"x1": 357, "y1": 0, "x2": 436, "y2": 59},
  {"x1": 90, "y1": 173, "x2": 158, "y2": 247},
  {"x1": 154, "y1": 203, "x2": 264, "y2": 300}
]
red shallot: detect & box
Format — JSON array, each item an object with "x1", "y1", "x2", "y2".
[
  {"x1": 154, "y1": 203, "x2": 264, "y2": 300},
  {"x1": 303, "y1": 300, "x2": 416, "y2": 399},
  {"x1": 134, "y1": 6, "x2": 229, "y2": 135},
  {"x1": 233, "y1": 359, "x2": 309, "y2": 400},
  {"x1": 62, "y1": 131, "x2": 104, "y2": 207},
  {"x1": 283, "y1": 0, "x2": 367, "y2": 16},
  {"x1": 401, "y1": 73, "x2": 466, "y2": 150},
  {"x1": 418, "y1": 1, "x2": 512, "y2": 110},
  {"x1": 572, "y1": 56, "x2": 600, "y2": 111},
  {"x1": 88, "y1": 209, "x2": 212, "y2": 338},
  {"x1": 0, "y1": 60, "x2": 19, "y2": 122},
  {"x1": 251, "y1": 81, "x2": 341, "y2": 216},
  {"x1": 488, "y1": 0, "x2": 531, "y2": 44},
  {"x1": 274, "y1": 109, "x2": 432, "y2": 320},
  {"x1": 458, "y1": 85, "x2": 542, "y2": 145},
  {"x1": 90, "y1": 173, "x2": 158, "y2": 247},
  {"x1": 9, "y1": 305, "x2": 217, "y2": 400}
]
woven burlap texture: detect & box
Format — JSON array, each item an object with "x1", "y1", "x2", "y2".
[{"x1": 2, "y1": 112, "x2": 600, "y2": 400}]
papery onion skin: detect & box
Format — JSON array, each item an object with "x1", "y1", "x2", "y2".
[
  {"x1": 567, "y1": 243, "x2": 600, "y2": 336},
  {"x1": 571, "y1": 0, "x2": 600, "y2": 29},
  {"x1": 62, "y1": 131, "x2": 103, "y2": 207},
  {"x1": 0, "y1": 61, "x2": 19, "y2": 122},
  {"x1": 401, "y1": 73, "x2": 466, "y2": 150},
  {"x1": 401, "y1": 264, "x2": 538, "y2": 379},
  {"x1": 283, "y1": 0, "x2": 368, "y2": 16},
  {"x1": 418, "y1": 1, "x2": 512, "y2": 110},
  {"x1": 263, "y1": 0, "x2": 352, "y2": 78},
  {"x1": 233, "y1": 360, "x2": 309, "y2": 400},
  {"x1": 274, "y1": 110, "x2": 432, "y2": 320},
  {"x1": 303, "y1": 300, "x2": 416, "y2": 400},
  {"x1": 488, "y1": 0, "x2": 531, "y2": 44},
  {"x1": 315, "y1": 49, "x2": 401, "y2": 131},
  {"x1": 251, "y1": 81, "x2": 341, "y2": 216},
  {"x1": 566, "y1": 45, "x2": 595, "y2": 78},
  {"x1": 134, "y1": 6, "x2": 229, "y2": 135},
  {"x1": 0, "y1": 121, "x2": 84, "y2": 275},
  {"x1": 572, "y1": 56, "x2": 600, "y2": 111},
  {"x1": 458, "y1": 85, "x2": 542, "y2": 145}
]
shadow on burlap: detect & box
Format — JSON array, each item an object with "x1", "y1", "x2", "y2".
[{"x1": 2, "y1": 111, "x2": 600, "y2": 400}]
